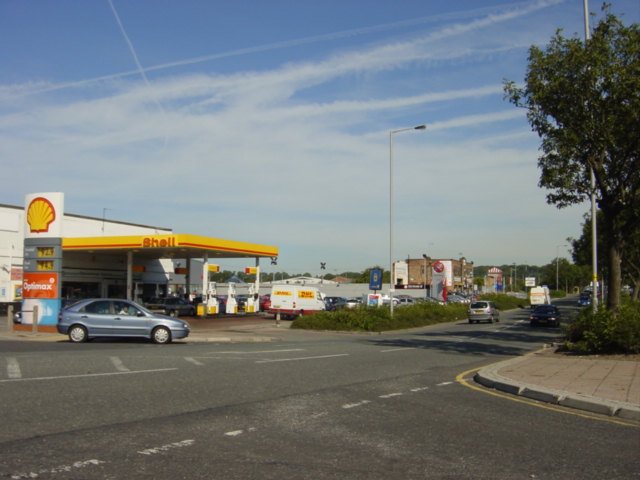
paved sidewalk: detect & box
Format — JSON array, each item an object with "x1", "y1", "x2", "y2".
[{"x1": 475, "y1": 346, "x2": 640, "y2": 421}]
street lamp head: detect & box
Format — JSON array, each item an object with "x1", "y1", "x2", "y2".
[{"x1": 414, "y1": 125, "x2": 427, "y2": 130}]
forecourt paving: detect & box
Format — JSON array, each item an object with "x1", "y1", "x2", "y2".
[{"x1": 3, "y1": 314, "x2": 639, "y2": 421}]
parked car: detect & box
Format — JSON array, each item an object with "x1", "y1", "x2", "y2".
[
  {"x1": 260, "y1": 295, "x2": 271, "y2": 311},
  {"x1": 447, "y1": 294, "x2": 469, "y2": 304},
  {"x1": 325, "y1": 296, "x2": 348, "y2": 311},
  {"x1": 211, "y1": 295, "x2": 228, "y2": 314},
  {"x1": 467, "y1": 301, "x2": 500, "y2": 324},
  {"x1": 345, "y1": 297, "x2": 363, "y2": 309},
  {"x1": 57, "y1": 298, "x2": 190, "y2": 344},
  {"x1": 393, "y1": 296, "x2": 415, "y2": 307},
  {"x1": 144, "y1": 296, "x2": 196, "y2": 317},
  {"x1": 529, "y1": 304, "x2": 562, "y2": 327}
]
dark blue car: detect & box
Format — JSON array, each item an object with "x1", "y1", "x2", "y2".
[{"x1": 529, "y1": 304, "x2": 561, "y2": 327}]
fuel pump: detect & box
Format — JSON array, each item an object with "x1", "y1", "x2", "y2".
[
  {"x1": 226, "y1": 283, "x2": 238, "y2": 314},
  {"x1": 245, "y1": 284, "x2": 258, "y2": 313},
  {"x1": 206, "y1": 283, "x2": 219, "y2": 315}
]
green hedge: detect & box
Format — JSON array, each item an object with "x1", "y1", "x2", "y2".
[
  {"x1": 476, "y1": 293, "x2": 525, "y2": 311},
  {"x1": 291, "y1": 302, "x2": 468, "y2": 332},
  {"x1": 562, "y1": 301, "x2": 640, "y2": 354}
]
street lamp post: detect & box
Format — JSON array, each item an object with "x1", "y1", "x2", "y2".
[{"x1": 389, "y1": 124, "x2": 426, "y2": 317}]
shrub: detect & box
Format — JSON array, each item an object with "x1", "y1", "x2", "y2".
[
  {"x1": 550, "y1": 289, "x2": 566, "y2": 299},
  {"x1": 477, "y1": 293, "x2": 524, "y2": 311},
  {"x1": 562, "y1": 301, "x2": 640, "y2": 354},
  {"x1": 291, "y1": 302, "x2": 468, "y2": 332}
]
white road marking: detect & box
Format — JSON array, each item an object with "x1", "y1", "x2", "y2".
[
  {"x1": 410, "y1": 386, "x2": 430, "y2": 392},
  {"x1": 217, "y1": 349, "x2": 305, "y2": 354},
  {"x1": 436, "y1": 381, "x2": 454, "y2": 387},
  {"x1": 6, "y1": 357, "x2": 21, "y2": 379},
  {"x1": 380, "y1": 348, "x2": 416, "y2": 353},
  {"x1": 224, "y1": 430, "x2": 244, "y2": 437},
  {"x1": 184, "y1": 357, "x2": 204, "y2": 366},
  {"x1": 0, "y1": 368, "x2": 178, "y2": 383},
  {"x1": 379, "y1": 392, "x2": 403, "y2": 399},
  {"x1": 138, "y1": 439, "x2": 195, "y2": 455},
  {"x1": 10, "y1": 459, "x2": 105, "y2": 479},
  {"x1": 342, "y1": 400, "x2": 371, "y2": 409},
  {"x1": 256, "y1": 354, "x2": 349, "y2": 364},
  {"x1": 109, "y1": 356, "x2": 129, "y2": 372}
]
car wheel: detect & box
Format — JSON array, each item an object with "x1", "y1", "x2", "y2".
[
  {"x1": 152, "y1": 326, "x2": 171, "y2": 344},
  {"x1": 468, "y1": 319, "x2": 473, "y2": 324},
  {"x1": 68, "y1": 325, "x2": 88, "y2": 343}
]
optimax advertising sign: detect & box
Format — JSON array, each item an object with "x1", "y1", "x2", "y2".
[{"x1": 21, "y1": 272, "x2": 60, "y2": 325}]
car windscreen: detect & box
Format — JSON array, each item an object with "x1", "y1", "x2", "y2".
[
  {"x1": 470, "y1": 302, "x2": 488, "y2": 309},
  {"x1": 535, "y1": 306, "x2": 556, "y2": 313}
]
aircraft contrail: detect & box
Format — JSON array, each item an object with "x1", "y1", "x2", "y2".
[
  {"x1": 6, "y1": 0, "x2": 565, "y2": 98},
  {"x1": 107, "y1": 0, "x2": 167, "y2": 146}
]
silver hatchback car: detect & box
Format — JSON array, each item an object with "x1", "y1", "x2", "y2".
[
  {"x1": 57, "y1": 298, "x2": 190, "y2": 344},
  {"x1": 467, "y1": 300, "x2": 500, "y2": 324}
]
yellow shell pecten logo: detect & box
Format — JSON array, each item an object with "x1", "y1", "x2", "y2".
[{"x1": 27, "y1": 197, "x2": 56, "y2": 233}]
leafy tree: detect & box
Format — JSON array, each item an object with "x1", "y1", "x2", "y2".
[
  {"x1": 504, "y1": 8, "x2": 640, "y2": 312},
  {"x1": 570, "y1": 211, "x2": 640, "y2": 300}
]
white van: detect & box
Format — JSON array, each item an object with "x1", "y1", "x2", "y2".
[
  {"x1": 529, "y1": 286, "x2": 551, "y2": 307},
  {"x1": 268, "y1": 285, "x2": 325, "y2": 319}
]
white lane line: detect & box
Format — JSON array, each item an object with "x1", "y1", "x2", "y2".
[
  {"x1": 256, "y1": 354, "x2": 349, "y2": 364},
  {"x1": 436, "y1": 381, "x2": 454, "y2": 387},
  {"x1": 184, "y1": 357, "x2": 204, "y2": 366},
  {"x1": 410, "y1": 386, "x2": 430, "y2": 392},
  {"x1": 7, "y1": 357, "x2": 21, "y2": 379},
  {"x1": 379, "y1": 392, "x2": 403, "y2": 399},
  {"x1": 0, "y1": 368, "x2": 178, "y2": 383},
  {"x1": 110, "y1": 356, "x2": 130, "y2": 372},
  {"x1": 380, "y1": 348, "x2": 416, "y2": 353},
  {"x1": 224, "y1": 427, "x2": 256, "y2": 437},
  {"x1": 138, "y1": 439, "x2": 195, "y2": 455},
  {"x1": 217, "y1": 349, "x2": 305, "y2": 354},
  {"x1": 10, "y1": 458, "x2": 106, "y2": 479},
  {"x1": 342, "y1": 400, "x2": 371, "y2": 409}
]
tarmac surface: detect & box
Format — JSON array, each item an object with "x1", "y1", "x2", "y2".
[{"x1": 2, "y1": 314, "x2": 639, "y2": 421}]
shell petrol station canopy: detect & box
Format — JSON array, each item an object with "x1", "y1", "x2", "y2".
[{"x1": 62, "y1": 233, "x2": 278, "y2": 261}]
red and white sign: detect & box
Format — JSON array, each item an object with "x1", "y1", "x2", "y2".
[
  {"x1": 432, "y1": 262, "x2": 445, "y2": 274},
  {"x1": 23, "y1": 272, "x2": 59, "y2": 299}
]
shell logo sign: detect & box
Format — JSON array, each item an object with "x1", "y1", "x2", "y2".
[
  {"x1": 26, "y1": 197, "x2": 56, "y2": 233},
  {"x1": 24, "y1": 192, "x2": 64, "y2": 238}
]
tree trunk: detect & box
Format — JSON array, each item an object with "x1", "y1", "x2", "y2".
[{"x1": 606, "y1": 239, "x2": 623, "y2": 313}]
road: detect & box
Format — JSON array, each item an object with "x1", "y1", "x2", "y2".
[{"x1": 1, "y1": 298, "x2": 638, "y2": 479}]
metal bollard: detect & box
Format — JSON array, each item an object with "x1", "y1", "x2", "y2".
[
  {"x1": 32, "y1": 305, "x2": 39, "y2": 333},
  {"x1": 7, "y1": 304, "x2": 13, "y2": 331}
]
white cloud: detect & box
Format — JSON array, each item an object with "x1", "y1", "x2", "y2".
[{"x1": 0, "y1": 0, "x2": 596, "y2": 271}]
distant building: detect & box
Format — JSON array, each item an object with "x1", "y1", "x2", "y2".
[{"x1": 392, "y1": 256, "x2": 473, "y2": 293}]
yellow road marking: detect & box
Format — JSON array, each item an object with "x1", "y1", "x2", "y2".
[{"x1": 456, "y1": 366, "x2": 639, "y2": 428}]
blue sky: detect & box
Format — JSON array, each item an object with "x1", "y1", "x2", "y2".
[{"x1": 1, "y1": 0, "x2": 638, "y2": 275}]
